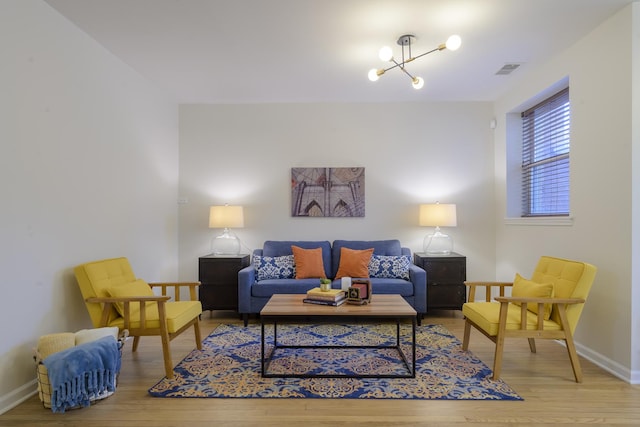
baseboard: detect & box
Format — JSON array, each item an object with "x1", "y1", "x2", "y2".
[
  {"x1": 0, "y1": 379, "x2": 37, "y2": 415},
  {"x1": 574, "y1": 341, "x2": 637, "y2": 384}
]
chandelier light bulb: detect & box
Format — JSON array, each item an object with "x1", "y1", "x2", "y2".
[
  {"x1": 412, "y1": 76, "x2": 424, "y2": 90},
  {"x1": 378, "y1": 46, "x2": 393, "y2": 62},
  {"x1": 368, "y1": 68, "x2": 380, "y2": 81},
  {"x1": 445, "y1": 35, "x2": 462, "y2": 51}
]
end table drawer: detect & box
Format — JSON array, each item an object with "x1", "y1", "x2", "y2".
[
  {"x1": 424, "y1": 260, "x2": 466, "y2": 284},
  {"x1": 199, "y1": 259, "x2": 244, "y2": 283},
  {"x1": 427, "y1": 283, "x2": 466, "y2": 309}
]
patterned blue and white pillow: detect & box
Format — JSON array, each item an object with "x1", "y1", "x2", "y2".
[
  {"x1": 254, "y1": 255, "x2": 295, "y2": 281},
  {"x1": 368, "y1": 255, "x2": 411, "y2": 280}
]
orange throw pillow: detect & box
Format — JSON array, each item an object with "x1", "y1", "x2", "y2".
[
  {"x1": 291, "y1": 246, "x2": 327, "y2": 279},
  {"x1": 335, "y1": 247, "x2": 374, "y2": 279}
]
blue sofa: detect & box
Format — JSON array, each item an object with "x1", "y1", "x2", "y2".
[{"x1": 238, "y1": 239, "x2": 426, "y2": 325}]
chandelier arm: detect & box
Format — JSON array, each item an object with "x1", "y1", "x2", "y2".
[
  {"x1": 410, "y1": 46, "x2": 442, "y2": 62},
  {"x1": 381, "y1": 58, "x2": 405, "y2": 73},
  {"x1": 380, "y1": 46, "x2": 443, "y2": 74},
  {"x1": 399, "y1": 66, "x2": 416, "y2": 80}
]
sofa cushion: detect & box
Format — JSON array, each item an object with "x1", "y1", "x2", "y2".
[
  {"x1": 335, "y1": 247, "x2": 374, "y2": 279},
  {"x1": 367, "y1": 278, "x2": 415, "y2": 296},
  {"x1": 254, "y1": 255, "x2": 295, "y2": 281},
  {"x1": 251, "y1": 279, "x2": 322, "y2": 297},
  {"x1": 263, "y1": 241, "x2": 332, "y2": 277},
  {"x1": 292, "y1": 246, "x2": 327, "y2": 279},
  {"x1": 369, "y1": 254, "x2": 411, "y2": 280},
  {"x1": 331, "y1": 240, "x2": 402, "y2": 278}
]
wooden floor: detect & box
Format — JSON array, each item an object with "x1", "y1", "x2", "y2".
[{"x1": 2, "y1": 310, "x2": 640, "y2": 426}]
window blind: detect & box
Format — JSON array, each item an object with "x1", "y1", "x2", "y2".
[{"x1": 521, "y1": 88, "x2": 570, "y2": 216}]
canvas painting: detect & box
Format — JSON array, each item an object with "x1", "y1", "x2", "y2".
[{"x1": 291, "y1": 167, "x2": 365, "y2": 217}]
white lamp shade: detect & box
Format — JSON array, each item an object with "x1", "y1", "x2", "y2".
[
  {"x1": 419, "y1": 203, "x2": 457, "y2": 227},
  {"x1": 209, "y1": 205, "x2": 244, "y2": 229}
]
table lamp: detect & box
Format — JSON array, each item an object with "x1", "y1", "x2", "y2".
[
  {"x1": 209, "y1": 205, "x2": 244, "y2": 255},
  {"x1": 419, "y1": 203, "x2": 457, "y2": 255}
]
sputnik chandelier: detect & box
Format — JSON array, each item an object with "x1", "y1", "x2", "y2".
[{"x1": 368, "y1": 34, "x2": 462, "y2": 89}]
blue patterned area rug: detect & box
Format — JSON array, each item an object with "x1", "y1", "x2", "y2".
[{"x1": 148, "y1": 323, "x2": 522, "y2": 400}]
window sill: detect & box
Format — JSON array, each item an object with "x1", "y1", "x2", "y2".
[{"x1": 504, "y1": 217, "x2": 573, "y2": 226}]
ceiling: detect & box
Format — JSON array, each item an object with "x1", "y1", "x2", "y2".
[{"x1": 44, "y1": 0, "x2": 633, "y2": 104}]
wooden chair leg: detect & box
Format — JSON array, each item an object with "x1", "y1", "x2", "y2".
[
  {"x1": 493, "y1": 334, "x2": 505, "y2": 380},
  {"x1": 493, "y1": 302, "x2": 509, "y2": 380},
  {"x1": 132, "y1": 336, "x2": 141, "y2": 352},
  {"x1": 193, "y1": 320, "x2": 202, "y2": 350},
  {"x1": 157, "y1": 303, "x2": 174, "y2": 379},
  {"x1": 160, "y1": 330, "x2": 173, "y2": 379},
  {"x1": 564, "y1": 335, "x2": 583, "y2": 383},
  {"x1": 528, "y1": 338, "x2": 537, "y2": 353},
  {"x1": 462, "y1": 320, "x2": 471, "y2": 350},
  {"x1": 557, "y1": 304, "x2": 583, "y2": 382}
]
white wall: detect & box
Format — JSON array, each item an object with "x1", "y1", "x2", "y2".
[
  {"x1": 177, "y1": 102, "x2": 496, "y2": 283},
  {"x1": 0, "y1": 1, "x2": 179, "y2": 411},
  {"x1": 630, "y1": 1, "x2": 640, "y2": 382},
  {"x1": 494, "y1": 3, "x2": 637, "y2": 381}
]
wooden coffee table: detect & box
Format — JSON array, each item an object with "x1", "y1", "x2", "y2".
[{"x1": 259, "y1": 294, "x2": 416, "y2": 379}]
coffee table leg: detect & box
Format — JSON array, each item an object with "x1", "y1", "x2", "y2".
[
  {"x1": 412, "y1": 317, "x2": 416, "y2": 378},
  {"x1": 274, "y1": 321, "x2": 278, "y2": 347},
  {"x1": 261, "y1": 321, "x2": 265, "y2": 376}
]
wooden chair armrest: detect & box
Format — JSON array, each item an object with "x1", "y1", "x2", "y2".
[
  {"x1": 149, "y1": 282, "x2": 201, "y2": 301},
  {"x1": 464, "y1": 281, "x2": 513, "y2": 302},
  {"x1": 495, "y1": 296, "x2": 585, "y2": 305},
  {"x1": 86, "y1": 296, "x2": 171, "y2": 303},
  {"x1": 494, "y1": 296, "x2": 586, "y2": 331},
  {"x1": 86, "y1": 296, "x2": 171, "y2": 330}
]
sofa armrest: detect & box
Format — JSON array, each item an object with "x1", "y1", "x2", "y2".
[
  {"x1": 409, "y1": 263, "x2": 427, "y2": 314},
  {"x1": 238, "y1": 265, "x2": 256, "y2": 314}
]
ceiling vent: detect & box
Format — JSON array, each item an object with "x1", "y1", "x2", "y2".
[{"x1": 495, "y1": 63, "x2": 522, "y2": 75}]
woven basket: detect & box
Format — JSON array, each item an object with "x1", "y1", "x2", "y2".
[{"x1": 34, "y1": 328, "x2": 123, "y2": 410}]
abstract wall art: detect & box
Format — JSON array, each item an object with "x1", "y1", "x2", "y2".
[{"x1": 291, "y1": 167, "x2": 365, "y2": 217}]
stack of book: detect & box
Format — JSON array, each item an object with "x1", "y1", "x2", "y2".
[{"x1": 303, "y1": 287, "x2": 347, "y2": 306}]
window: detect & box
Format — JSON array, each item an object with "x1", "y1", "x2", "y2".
[{"x1": 521, "y1": 88, "x2": 570, "y2": 216}]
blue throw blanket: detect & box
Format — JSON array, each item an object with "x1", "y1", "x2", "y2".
[{"x1": 43, "y1": 335, "x2": 120, "y2": 413}]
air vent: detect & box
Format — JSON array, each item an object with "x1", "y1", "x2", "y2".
[{"x1": 496, "y1": 63, "x2": 522, "y2": 75}]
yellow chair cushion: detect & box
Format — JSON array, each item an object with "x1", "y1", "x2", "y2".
[
  {"x1": 106, "y1": 279, "x2": 155, "y2": 317},
  {"x1": 75, "y1": 257, "x2": 137, "y2": 326},
  {"x1": 512, "y1": 273, "x2": 554, "y2": 320},
  {"x1": 107, "y1": 301, "x2": 202, "y2": 333},
  {"x1": 462, "y1": 302, "x2": 562, "y2": 337}
]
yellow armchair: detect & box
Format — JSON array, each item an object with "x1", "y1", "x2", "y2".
[
  {"x1": 74, "y1": 257, "x2": 202, "y2": 379},
  {"x1": 462, "y1": 256, "x2": 597, "y2": 382}
]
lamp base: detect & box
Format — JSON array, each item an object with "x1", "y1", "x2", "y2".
[
  {"x1": 423, "y1": 229, "x2": 453, "y2": 255},
  {"x1": 211, "y1": 228, "x2": 241, "y2": 256}
]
